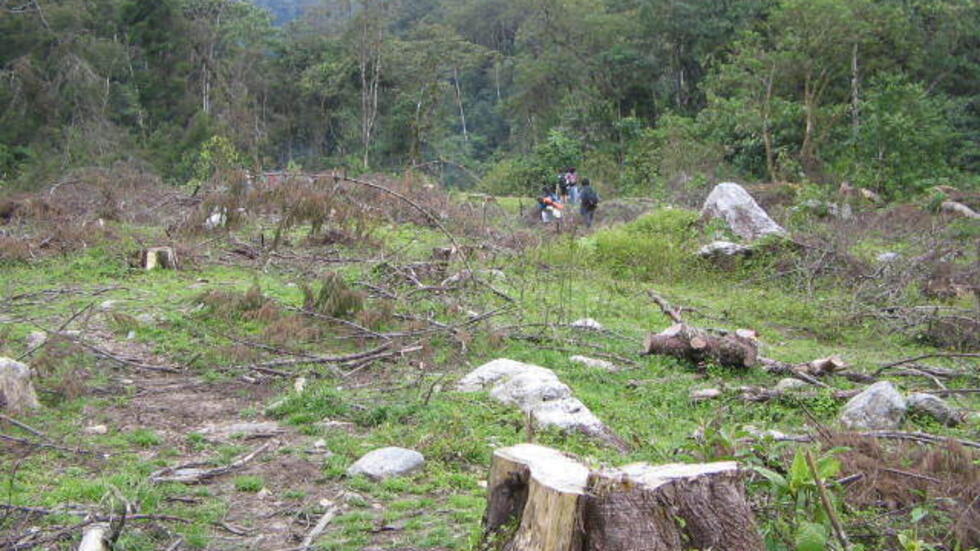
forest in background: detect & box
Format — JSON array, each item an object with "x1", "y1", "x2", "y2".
[{"x1": 1, "y1": 0, "x2": 978, "y2": 199}]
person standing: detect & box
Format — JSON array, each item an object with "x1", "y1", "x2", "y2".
[
  {"x1": 565, "y1": 167, "x2": 579, "y2": 204},
  {"x1": 537, "y1": 185, "x2": 563, "y2": 223},
  {"x1": 579, "y1": 178, "x2": 599, "y2": 228}
]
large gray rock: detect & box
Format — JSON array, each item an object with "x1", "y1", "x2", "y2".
[
  {"x1": 701, "y1": 182, "x2": 786, "y2": 241},
  {"x1": 457, "y1": 359, "x2": 608, "y2": 437},
  {"x1": 907, "y1": 393, "x2": 963, "y2": 426},
  {"x1": 839, "y1": 381, "x2": 907, "y2": 430},
  {"x1": 0, "y1": 358, "x2": 41, "y2": 413},
  {"x1": 346, "y1": 447, "x2": 424, "y2": 480}
]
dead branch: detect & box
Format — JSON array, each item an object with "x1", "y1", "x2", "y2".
[
  {"x1": 47, "y1": 331, "x2": 182, "y2": 374},
  {"x1": 300, "y1": 501, "x2": 339, "y2": 549},
  {"x1": 648, "y1": 290, "x2": 684, "y2": 324},
  {"x1": 0, "y1": 413, "x2": 47, "y2": 438},
  {"x1": 0, "y1": 432, "x2": 94, "y2": 455},
  {"x1": 875, "y1": 353, "x2": 980, "y2": 376},
  {"x1": 149, "y1": 441, "x2": 273, "y2": 484}
]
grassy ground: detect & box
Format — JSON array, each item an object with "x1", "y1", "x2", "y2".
[{"x1": 1, "y1": 187, "x2": 977, "y2": 550}]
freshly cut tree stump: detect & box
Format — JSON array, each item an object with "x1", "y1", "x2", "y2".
[
  {"x1": 77, "y1": 523, "x2": 110, "y2": 551},
  {"x1": 643, "y1": 323, "x2": 758, "y2": 368},
  {"x1": 483, "y1": 445, "x2": 763, "y2": 551},
  {"x1": 484, "y1": 443, "x2": 590, "y2": 551},
  {"x1": 140, "y1": 247, "x2": 178, "y2": 270},
  {"x1": 583, "y1": 462, "x2": 764, "y2": 551}
]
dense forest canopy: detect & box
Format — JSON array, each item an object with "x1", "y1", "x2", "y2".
[{"x1": 1, "y1": 0, "x2": 978, "y2": 198}]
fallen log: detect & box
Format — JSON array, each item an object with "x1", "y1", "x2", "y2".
[
  {"x1": 483, "y1": 444, "x2": 763, "y2": 551},
  {"x1": 643, "y1": 323, "x2": 758, "y2": 368}
]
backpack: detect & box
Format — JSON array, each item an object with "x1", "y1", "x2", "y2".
[{"x1": 581, "y1": 187, "x2": 598, "y2": 209}]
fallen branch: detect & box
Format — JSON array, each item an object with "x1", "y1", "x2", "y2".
[
  {"x1": 218, "y1": 344, "x2": 394, "y2": 377},
  {"x1": 0, "y1": 432, "x2": 94, "y2": 455},
  {"x1": 875, "y1": 353, "x2": 980, "y2": 376},
  {"x1": 149, "y1": 441, "x2": 273, "y2": 483},
  {"x1": 300, "y1": 501, "x2": 339, "y2": 549},
  {"x1": 51, "y1": 332, "x2": 182, "y2": 374},
  {"x1": 0, "y1": 413, "x2": 47, "y2": 438}
]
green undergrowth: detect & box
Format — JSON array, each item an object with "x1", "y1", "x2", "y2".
[{"x1": 1, "y1": 206, "x2": 977, "y2": 550}]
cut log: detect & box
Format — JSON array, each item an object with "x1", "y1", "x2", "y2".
[
  {"x1": 483, "y1": 445, "x2": 764, "y2": 551},
  {"x1": 643, "y1": 323, "x2": 757, "y2": 368},
  {"x1": 140, "y1": 247, "x2": 178, "y2": 270},
  {"x1": 484, "y1": 443, "x2": 590, "y2": 551},
  {"x1": 583, "y1": 462, "x2": 764, "y2": 551}
]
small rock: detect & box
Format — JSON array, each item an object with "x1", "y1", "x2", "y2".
[
  {"x1": 690, "y1": 388, "x2": 722, "y2": 401},
  {"x1": 0, "y1": 357, "x2": 42, "y2": 413},
  {"x1": 126, "y1": 330, "x2": 136, "y2": 340},
  {"x1": 84, "y1": 424, "x2": 109, "y2": 435},
  {"x1": 743, "y1": 425, "x2": 789, "y2": 440},
  {"x1": 569, "y1": 355, "x2": 618, "y2": 372},
  {"x1": 136, "y1": 313, "x2": 157, "y2": 325},
  {"x1": 698, "y1": 241, "x2": 752, "y2": 258},
  {"x1": 294, "y1": 377, "x2": 307, "y2": 394},
  {"x1": 26, "y1": 331, "x2": 47, "y2": 350},
  {"x1": 570, "y1": 318, "x2": 603, "y2": 331},
  {"x1": 840, "y1": 381, "x2": 907, "y2": 430},
  {"x1": 877, "y1": 252, "x2": 901, "y2": 263},
  {"x1": 99, "y1": 300, "x2": 121, "y2": 312},
  {"x1": 313, "y1": 439, "x2": 327, "y2": 449},
  {"x1": 907, "y1": 393, "x2": 962, "y2": 426},
  {"x1": 775, "y1": 378, "x2": 809, "y2": 393},
  {"x1": 256, "y1": 488, "x2": 271, "y2": 499},
  {"x1": 346, "y1": 447, "x2": 425, "y2": 480}
]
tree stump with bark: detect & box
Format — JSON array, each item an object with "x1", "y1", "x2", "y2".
[
  {"x1": 483, "y1": 444, "x2": 763, "y2": 551},
  {"x1": 643, "y1": 324, "x2": 758, "y2": 368},
  {"x1": 140, "y1": 247, "x2": 178, "y2": 270}
]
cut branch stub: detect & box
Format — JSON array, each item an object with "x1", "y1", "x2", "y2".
[
  {"x1": 584, "y1": 462, "x2": 764, "y2": 551},
  {"x1": 484, "y1": 443, "x2": 590, "y2": 551},
  {"x1": 644, "y1": 324, "x2": 758, "y2": 368}
]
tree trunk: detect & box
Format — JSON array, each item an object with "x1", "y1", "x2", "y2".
[
  {"x1": 643, "y1": 324, "x2": 758, "y2": 368},
  {"x1": 484, "y1": 445, "x2": 764, "y2": 551},
  {"x1": 583, "y1": 462, "x2": 765, "y2": 551},
  {"x1": 484, "y1": 444, "x2": 590, "y2": 551}
]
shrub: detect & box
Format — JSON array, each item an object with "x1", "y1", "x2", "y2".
[{"x1": 590, "y1": 208, "x2": 702, "y2": 281}]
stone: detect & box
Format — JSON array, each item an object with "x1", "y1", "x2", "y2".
[
  {"x1": 775, "y1": 378, "x2": 809, "y2": 392},
  {"x1": 698, "y1": 241, "x2": 752, "y2": 258},
  {"x1": 457, "y1": 359, "x2": 609, "y2": 438},
  {"x1": 346, "y1": 447, "x2": 425, "y2": 480},
  {"x1": 570, "y1": 318, "x2": 603, "y2": 331},
  {"x1": 26, "y1": 331, "x2": 47, "y2": 350},
  {"x1": 0, "y1": 357, "x2": 41, "y2": 413},
  {"x1": 136, "y1": 313, "x2": 157, "y2": 325},
  {"x1": 690, "y1": 388, "x2": 722, "y2": 401},
  {"x1": 877, "y1": 252, "x2": 901, "y2": 263},
  {"x1": 839, "y1": 381, "x2": 907, "y2": 430},
  {"x1": 84, "y1": 424, "x2": 109, "y2": 435},
  {"x1": 907, "y1": 393, "x2": 963, "y2": 426},
  {"x1": 569, "y1": 355, "x2": 618, "y2": 372},
  {"x1": 99, "y1": 300, "x2": 121, "y2": 312},
  {"x1": 701, "y1": 182, "x2": 787, "y2": 241}
]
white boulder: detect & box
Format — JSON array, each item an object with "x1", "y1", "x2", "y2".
[
  {"x1": 457, "y1": 359, "x2": 608, "y2": 438},
  {"x1": 569, "y1": 355, "x2": 618, "y2": 372},
  {"x1": 701, "y1": 182, "x2": 786, "y2": 241},
  {"x1": 570, "y1": 318, "x2": 603, "y2": 331},
  {"x1": 347, "y1": 447, "x2": 424, "y2": 480},
  {"x1": 839, "y1": 381, "x2": 907, "y2": 430}
]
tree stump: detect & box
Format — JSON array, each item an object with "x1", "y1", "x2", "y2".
[
  {"x1": 483, "y1": 445, "x2": 764, "y2": 551},
  {"x1": 583, "y1": 462, "x2": 764, "y2": 551},
  {"x1": 78, "y1": 523, "x2": 110, "y2": 551},
  {"x1": 0, "y1": 357, "x2": 41, "y2": 413},
  {"x1": 643, "y1": 324, "x2": 757, "y2": 368},
  {"x1": 484, "y1": 443, "x2": 591, "y2": 551},
  {"x1": 140, "y1": 247, "x2": 178, "y2": 271}
]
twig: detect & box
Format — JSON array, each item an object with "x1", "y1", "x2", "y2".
[
  {"x1": 0, "y1": 414, "x2": 46, "y2": 438},
  {"x1": 647, "y1": 290, "x2": 684, "y2": 324},
  {"x1": 805, "y1": 449, "x2": 852, "y2": 551},
  {"x1": 881, "y1": 468, "x2": 941, "y2": 484},
  {"x1": 0, "y1": 432, "x2": 93, "y2": 455},
  {"x1": 875, "y1": 353, "x2": 980, "y2": 376},
  {"x1": 219, "y1": 344, "x2": 393, "y2": 377},
  {"x1": 48, "y1": 332, "x2": 182, "y2": 374},
  {"x1": 300, "y1": 501, "x2": 339, "y2": 549},
  {"x1": 17, "y1": 301, "x2": 96, "y2": 361},
  {"x1": 149, "y1": 441, "x2": 273, "y2": 484}
]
